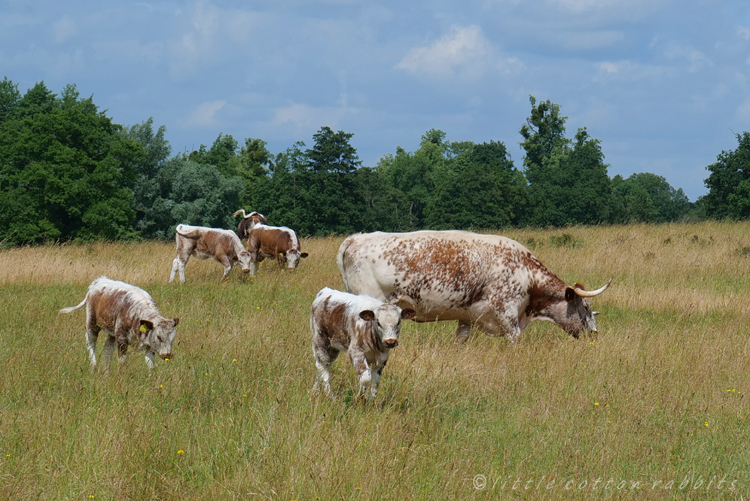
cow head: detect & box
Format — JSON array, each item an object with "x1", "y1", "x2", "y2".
[
  {"x1": 139, "y1": 317, "x2": 180, "y2": 359},
  {"x1": 360, "y1": 305, "x2": 417, "y2": 349},
  {"x1": 554, "y1": 278, "x2": 612, "y2": 337},
  {"x1": 237, "y1": 250, "x2": 253, "y2": 274},
  {"x1": 285, "y1": 248, "x2": 309, "y2": 270}
]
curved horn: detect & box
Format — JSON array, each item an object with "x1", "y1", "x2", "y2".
[
  {"x1": 233, "y1": 209, "x2": 247, "y2": 218},
  {"x1": 574, "y1": 276, "x2": 612, "y2": 297}
]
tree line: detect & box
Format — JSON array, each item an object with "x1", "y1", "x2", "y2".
[{"x1": 1, "y1": 78, "x2": 742, "y2": 246}]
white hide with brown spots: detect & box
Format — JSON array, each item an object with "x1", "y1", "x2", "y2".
[
  {"x1": 310, "y1": 287, "x2": 416, "y2": 399},
  {"x1": 337, "y1": 231, "x2": 611, "y2": 343},
  {"x1": 59, "y1": 276, "x2": 180, "y2": 371},
  {"x1": 170, "y1": 224, "x2": 253, "y2": 283}
]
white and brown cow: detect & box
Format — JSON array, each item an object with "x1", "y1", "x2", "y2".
[
  {"x1": 59, "y1": 276, "x2": 180, "y2": 371},
  {"x1": 311, "y1": 287, "x2": 416, "y2": 400},
  {"x1": 169, "y1": 224, "x2": 253, "y2": 283},
  {"x1": 233, "y1": 209, "x2": 268, "y2": 240},
  {"x1": 337, "y1": 230, "x2": 611, "y2": 344},
  {"x1": 245, "y1": 224, "x2": 308, "y2": 276}
]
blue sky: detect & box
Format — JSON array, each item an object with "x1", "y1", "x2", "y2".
[{"x1": 3, "y1": 0, "x2": 750, "y2": 201}]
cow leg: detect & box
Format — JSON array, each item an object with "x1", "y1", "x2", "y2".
[
  {"x1": 144, "y1": 351, "x2": 156, "y2": 372},
  {"x1": 85, "y1": 328, "x2": 99, "y2": 369},
  {"x1": 455, "y1": 321, "x2": 472, "y2": 344},
  {"x1": 370, "y1": 359, "x2": 387, "y2": 399},
  {"x1": 349, "y1": 348, "x2": 372, "y2": 400},
  {"x1": 101, "y1": 335, "x2": 117, "y2": 371},
  {"x1": 312, "y1": 336, "x2": 338, "y2": 397},
  {"x1": 170, "y1": 257, "x2": 187, "y2": 283},
  {"x1": 117, "y1": 339, "x2": 129, "y2": 365},
  {"x1": 218, "y1": 256, "x2": 233, "y2": 281},
  {"x1": 249, "y1": 253, "x2": 258, "y2": 277}
]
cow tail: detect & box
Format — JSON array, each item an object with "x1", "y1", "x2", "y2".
[
  {"x1": 59, "y1": 295, "x2": 88, "y2": 314},
  {"x1": 337, "y1": 238, "x2": 352, "y2": 292}
]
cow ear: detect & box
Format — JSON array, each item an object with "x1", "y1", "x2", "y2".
[
  {"x1": 359, "y1": 310, "x2": 375, "y2": 322},
  {"x1": 401, "y1": 308, "x2": 417, "y2": 320},
  {"x1": 173, "y1": 317, "x2": 180, "y2": 327},
  {"x1": 139, "y1": 320, "x2": 154, "y2": 338},
  {"x1": 564, "y1": 287, "x2": 576, "y2": 302},
  {"x1": 301, "y1": 252, "x2": 309, "y2": 258}
]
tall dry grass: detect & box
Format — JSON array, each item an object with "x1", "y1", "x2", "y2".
[{"x1": 0, "y1": 223, "x2": 749, "y2": 500}]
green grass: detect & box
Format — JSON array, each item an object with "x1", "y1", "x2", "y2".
[{"x1": 1, "y1": 224, "x2": 749, "y2": 499}]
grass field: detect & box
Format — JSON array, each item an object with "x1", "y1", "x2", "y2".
[{"x1": 0, "y1": 222, "x2": 749, "y2": 500}]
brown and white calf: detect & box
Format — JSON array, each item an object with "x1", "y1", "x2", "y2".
[
  {"x1": 245, "y1": 224, "x2": 308, "y2": 276},
  {"x1": 338, "y1": 230, "x2": 611, "y2": 344},
  {"x1": 233, "y1": 209, "x2": 268, "y2": 240},
  {"x1": 311, "y1": 287, "x2": 416, "y2": 400},
  {"x1": 59, "y1": 276, "x2": 180, "y2": 371},
  {"x1": 170, "y1": 224, "x2": 253, "y2": 283}
]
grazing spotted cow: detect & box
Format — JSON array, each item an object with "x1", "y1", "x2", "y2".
[
  {"x1": 170, "y1": 224, "x2": 253, "y2": 283},
  {"x1": 337, "y1": 230, "x2": 611, "y2": 344},
  {"x1": 311, "y1": 287, "x2": 416, "y2": 400},
  {"x1": 245, "y1": 224, "x2": 308, "y2": 276},
  {"x1": 59, "y1": 276, "x2": 179, "y2": 371},
  {"x1": 233, "y1": 209, "x2": 268, "y2": 240}
]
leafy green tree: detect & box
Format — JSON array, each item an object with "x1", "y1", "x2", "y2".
[
  {"x1": 237, "y1": 138, "x2": 275, "y2": 208},
  {"x1": 377, "y1": 130, "x2": 449, "y2": 229},
  {"x1": 0, "y1": 77, "x2": 21, "y2": 123},
  {"x1": 190, "y1": 133, "x2": 242, "y2": 178},
  {"x1": 0, "y1": 81, "x2": 141, "y2": 244},
  {"x1": 163, "y1": 157, "x2": 244, "y2": 232},
  {"x1": 519, "y1": 96, "x2": 611, "y2": 226},
  {"x1": 120, "y1": 118, "x2": 172, "y2": 238},
  {"x1": 702, "y1": 132, "x2": 750, "y2": 219},
  {"x1": 625, "y1": 172, "x2": 689, "y2": 222},
  {"x1": 306, "y1": 126, "x2": 362, "y2": 174},
  {"x1": 424, "y1": 140, "x2": 527, "y2": 229}
]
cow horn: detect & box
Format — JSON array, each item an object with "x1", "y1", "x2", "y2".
[
  {"x1": 573, "y1": 276, "x2": 612, "y2": 297},
  {"x1": 233, "y1": 209, "x2": 247, "y2": 218}
]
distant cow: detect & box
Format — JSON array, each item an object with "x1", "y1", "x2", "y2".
[
  {"x1": 245, "y1": 224, "x2": 308, "y2": 276},
  {"x1": 170, "y1": 224, "x2": 253, "y2": 283},
  {"x1": 338, "y1": 231, "x2": 611, "y2": 344},
  {"x1": 311, "y1": 287, "x2": 416, "y2": 400},
  {"x1": 233, "y1": 209, "x2": 268, "y2": 240},
  {"x1": 59, "y1": 276, "x2": 180, "y2": 371}
]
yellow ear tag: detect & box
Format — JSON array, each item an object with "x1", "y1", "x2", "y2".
[{"x1": 140, "y1": 324, "x2": 148, "y2": 333}]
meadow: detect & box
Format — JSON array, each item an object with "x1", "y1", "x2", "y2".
[{"x1": 0, "y1": 222, "x2": 749, "y2": 500}]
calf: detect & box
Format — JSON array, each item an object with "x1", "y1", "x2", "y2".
[
  {"x1": 170, "y1": 224, "x2": 253, "y2": 283},
  {"x1": 311, "y1": 287, "x2": 416, "y2": 400},
  {"x1": 233, "y1": 209, "x2": 268, "y2": 240},
  {"x1": 246, "y1": 224, "x2": 308, "y2": 276},
  {"x1": 59, "y1": 276, "x2": 180, "y2": 371}
]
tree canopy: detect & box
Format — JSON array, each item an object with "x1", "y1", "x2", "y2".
[{"x1": 0, "y1": 78, "x2": 705, "y2": 246}]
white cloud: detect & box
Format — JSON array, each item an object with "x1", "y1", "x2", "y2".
[
  {"x1": 653, "y1": 39, "x2": 711, "y2": 73},
  {"x1": 736, "y1": 98, "x2": 750, "y2": 121},
  {"x1": 184, "y1": 100, "x2": 226, "y2": 129},
  {"x1": 738, "y1": 26, "x2": 750, "y2": 41},
  {"x1": 268, "y1": 99, "x2": 357, "y2": 136},
  {"x1": 53, "y1": 17, "x2": 76, "y2": 44},
  {"x1": 396, "y1": 25, "x2": 495, "y2": 80}
]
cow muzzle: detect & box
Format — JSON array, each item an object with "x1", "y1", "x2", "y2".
[{"x1": 383, "y1": 339, "x2": 399, "y2": 348}]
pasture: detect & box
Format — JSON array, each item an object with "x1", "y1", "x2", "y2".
[{"x1": 0, "y1": 222, "x2": 749, "y2": 500}]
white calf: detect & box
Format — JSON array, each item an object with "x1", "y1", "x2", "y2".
[{"x1": 310, "y1": 287, "x2": 415, "y2": 400}]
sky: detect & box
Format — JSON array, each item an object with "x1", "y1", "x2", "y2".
[{"x1": 3, "y1": 0, "x2": 750, "y2": 201}]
